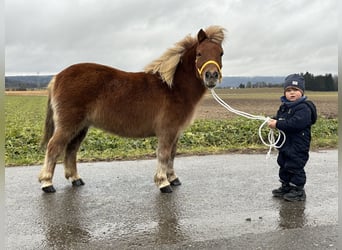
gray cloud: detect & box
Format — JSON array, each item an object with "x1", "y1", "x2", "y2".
[{"x1": 5, "y1": 0, "x2": 337, "y2": 76}]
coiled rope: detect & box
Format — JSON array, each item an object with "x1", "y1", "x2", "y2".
[{"x1": 211, "y1": 89, "x2": 286, "y2": 158}]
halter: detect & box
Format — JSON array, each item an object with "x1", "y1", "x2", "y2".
[{"x1": 197, "y1": 60, "x2": 222, "y2": 82}]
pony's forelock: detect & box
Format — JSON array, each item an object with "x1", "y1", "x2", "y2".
[
  {"x1": 204, "y1": 25, "x2": 226, "y2": 45},
  {"x1": 144, "y1": 25, "x2": 226, "y2": 87}
]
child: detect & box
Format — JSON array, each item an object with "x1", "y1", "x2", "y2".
[{"x1": 267, "y1": 74, "x2": 317, "y2": 202}]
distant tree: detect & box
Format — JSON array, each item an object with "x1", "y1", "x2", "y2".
[
  {"x1": 333, "y1": 75, "x2": 338, "y2": 90},
  {"x1": 324, "y1": 74, "x2": 335, "y2": 91},
  {"x1": 303, "y1": 72, "x2": 314, "y2": 90}
]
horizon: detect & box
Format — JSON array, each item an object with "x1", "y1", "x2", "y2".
[{"x1": 5, "y1": 72, "x2": 338, "y2": 77}]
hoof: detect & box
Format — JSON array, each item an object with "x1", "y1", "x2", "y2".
[
  {"x1": 160, "y1": 185, "x2": 173, "y2": 193},
  {"x1": 42, "y1": 185, "x2": 56, "y2": 193},
  {"x1": 170, "y1": 178, "x2": 181, "y2": 186},
  {"x1": 72, "y1": 178, "x2": 85, "y2": 187}
]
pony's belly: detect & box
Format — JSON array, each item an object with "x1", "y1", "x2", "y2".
[
  {"x1": 92, "y1": 119, "x2": 156, "y2": 139},
  {"x1": 110, "y1": 128, "x2": 156, "y2": 138}
]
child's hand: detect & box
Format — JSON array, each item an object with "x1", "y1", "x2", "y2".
[{"x1": 267, "y1": 119, "x2": 277, "y2": 129}]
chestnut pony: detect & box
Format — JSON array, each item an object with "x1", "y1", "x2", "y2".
[{"x1": 39, "y1": 26, "x2": 225, "y2": 193}]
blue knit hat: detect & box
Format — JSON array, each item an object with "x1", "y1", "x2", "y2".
[{"x1": 284, "y1": 74, "x2": 305, "y2": 94}]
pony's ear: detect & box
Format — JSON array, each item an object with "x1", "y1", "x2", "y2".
[{"x1": 197, "y1": 29, "x2": 208, "y2": 43}]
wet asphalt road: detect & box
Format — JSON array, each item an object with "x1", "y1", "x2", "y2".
[{"x1": 6, "y1": 150, "x2": 338, "y2": 249}]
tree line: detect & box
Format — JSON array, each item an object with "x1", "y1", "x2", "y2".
[
  {"x1": 5, "y1": 75, "x2": 53, "y2": 91},
  {"x1": 302, "y1": 72, "x2": 337, "y2": 91},
  {"x1": 238, "y1": 72, "x2": 338, "y2": 91}
]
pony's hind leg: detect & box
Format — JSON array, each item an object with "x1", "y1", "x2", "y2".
[
  {"x1": 39, "y1": 129, "x2": 73, "y2": 193},
  {"x1": 64, "y1": 128, "x2": 88, "y2": 187}
]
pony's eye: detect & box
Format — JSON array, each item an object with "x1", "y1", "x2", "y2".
[
  {"x1": 220, "y1": 52, "x2": 224, "y2": 56},
  {"x1": 196, "y1": 52, "x2": 202, "y2": 57}
]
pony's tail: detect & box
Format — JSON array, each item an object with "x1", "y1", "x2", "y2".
[{"x1": 41, "y1": 78, "x2": 55, "y2": 149}]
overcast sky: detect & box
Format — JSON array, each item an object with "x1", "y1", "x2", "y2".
[{"x1": 5, "y1": 0, "x2": 337, "y2": 76}]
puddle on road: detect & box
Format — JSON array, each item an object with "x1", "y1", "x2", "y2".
[{"x1": 277, "y1": 200, "x2": 307, "y2": 229}]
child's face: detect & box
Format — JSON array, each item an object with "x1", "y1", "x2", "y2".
[{"x1": 285, "y1": 87, "x2": 303, "y2": 102}]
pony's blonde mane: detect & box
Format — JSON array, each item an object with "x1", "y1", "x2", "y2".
[{"x1": 144, "y1": 25, "x2": 225, "y2": 87}]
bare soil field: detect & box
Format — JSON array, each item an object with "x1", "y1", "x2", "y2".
[
  {"x1": 196, "y1": 88, "x2": 338, "y2": 120},
  {"x1": 5, "y1": 90, "x2": 48, "y2": 96},
  {"x1": 6, "y1": 88, "x2": 337, "y2": 120}
]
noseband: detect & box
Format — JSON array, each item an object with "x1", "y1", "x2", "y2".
[{"x1": 197, "y1": 60, "x2": 222, "y2": 82}]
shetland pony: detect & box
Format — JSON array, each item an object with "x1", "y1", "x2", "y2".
[{"x1": 39, "y1": 25, "x2": 225, "y2": 193}]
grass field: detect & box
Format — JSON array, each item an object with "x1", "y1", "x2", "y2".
[{"x1": 5, "y1": 89, "x2": 338, "y2": 166}]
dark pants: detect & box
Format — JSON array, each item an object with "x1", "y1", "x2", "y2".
[{"x1": 277, "y1": 150, "x2": 309, "y2": 187}]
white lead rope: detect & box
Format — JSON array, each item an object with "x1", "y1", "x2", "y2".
[{"x1": 211, "y1": 89, "x2": 286, "y2": 159}]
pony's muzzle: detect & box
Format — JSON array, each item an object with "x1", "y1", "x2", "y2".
[
  {"x1": 205, "y1": 71, "x2": 219, "y2": 81},
  {"x1": 204, "y1": 69, "x2": 220, "y2": 89}
]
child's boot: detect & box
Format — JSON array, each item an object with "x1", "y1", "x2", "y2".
[
  {"x1": 272, "y1": 182, "x2": 291, "y2": 198},
  {"x1": 283, "y1": 185, "x2": 306, "y2": 201}
]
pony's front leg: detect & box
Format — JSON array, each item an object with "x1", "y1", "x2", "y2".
[
  {"x1": 155, "y1": 137, "x2": 177, "y2": 193},
  {"x1": 166, "y1": 137, "x2": 181, "y2": 187},
  {"x1": 155, "y1": 149, "x2": 172, "y2": 193}
]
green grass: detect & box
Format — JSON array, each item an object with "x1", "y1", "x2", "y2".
[
  {"x1": 5, "y1": 96, "x2": 47, "y2": 165},
  {"x1": 5, "y1": 94, "x2": 337, "y2": 166}
]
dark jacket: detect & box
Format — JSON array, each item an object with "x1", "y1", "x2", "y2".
[{"x1": 275, "y1": 96, "x2": 315, "y2": 153}]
